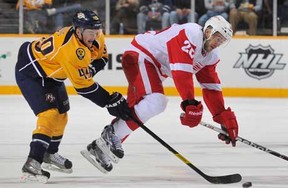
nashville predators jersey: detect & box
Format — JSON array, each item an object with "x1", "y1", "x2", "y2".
[
  {"x1": 30, "y1": 26, "x2": 108, "y2": 90},
  {"x1": 16, "y1": 0, "x2": 52, "y2": 10}
]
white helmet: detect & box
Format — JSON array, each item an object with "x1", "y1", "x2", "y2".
[{"x1": 203, "y1": 15, "x2": 233, "y2": 41}]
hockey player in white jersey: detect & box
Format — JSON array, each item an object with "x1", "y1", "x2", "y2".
[{"x1": 81, "y1": 15, "x2": 239, "y2": 173}]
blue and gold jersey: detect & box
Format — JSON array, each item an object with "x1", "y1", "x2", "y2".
[
  {"x1": 30, "y1": 26, "x2": 108, "y2": 90},
  {"x1": 16, "y1": 26, "x2": 110, "y2": 107}
]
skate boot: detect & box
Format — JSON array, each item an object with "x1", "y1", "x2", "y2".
[
  {"x1": 42, "y1": 152, "x2": 73, "y2": 174},
  {"x1": 21, "y1": 157, "x2": 50, "y2": 183},
  {"x1": 80, "y1": 140, "x2": 113, "y2": 174},
  {"x1": 96, "y1": 124, "x2": 124, "y2": 163}
]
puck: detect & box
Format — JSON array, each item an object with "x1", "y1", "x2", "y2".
[{"x1": 242, "y1": 182, "x2": 252, "y2": 187}]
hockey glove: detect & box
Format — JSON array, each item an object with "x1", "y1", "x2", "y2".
[
  {"x1": 213, "y1": 108, "x2": 238, "y2": 147},
  {"x1": 180, "y1": 99, "x2": 203, "y2": 128},
  {"x1": 105, "y1": 92, "x2": 131, "y2": 121}
]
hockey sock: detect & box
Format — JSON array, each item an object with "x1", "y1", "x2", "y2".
[{"x1": 28, "y1": 134, "x2": 50, "y2": 163}]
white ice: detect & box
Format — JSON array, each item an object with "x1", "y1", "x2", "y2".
[{"x1": 0, "y1": 95, "x2": 288, "y2": 188}]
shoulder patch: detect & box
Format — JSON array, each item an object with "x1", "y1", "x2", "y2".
[{"x1": 76, "y1": 48, "x2": 85, "y2": 60}]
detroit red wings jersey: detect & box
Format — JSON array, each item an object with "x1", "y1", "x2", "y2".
[
  {"x1": 134, "y1": 23, "x2": 220, "y2": 75},
  {"x1": 128, "y1": 23, "x2": 226, "y2": 116}
]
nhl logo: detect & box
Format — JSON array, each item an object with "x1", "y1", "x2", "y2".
[{"x1": 233, "y1": 45, "x2": 286, "y2": 80}]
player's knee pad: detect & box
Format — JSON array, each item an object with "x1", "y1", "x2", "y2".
[
  {"x1": 134, "y1": 93, "x2": 168, "y2": 122},
  {"x1": 33, "y1": 109, "x2": 68, "y2": 137}
]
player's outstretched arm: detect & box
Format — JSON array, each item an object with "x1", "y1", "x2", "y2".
[{"x1": 76, "y1": 83, "x2": 131, "y2": 120}]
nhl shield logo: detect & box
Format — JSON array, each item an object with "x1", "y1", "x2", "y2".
[{"x1": 233, "y1": 45, "x2": 286, "y2": 80}]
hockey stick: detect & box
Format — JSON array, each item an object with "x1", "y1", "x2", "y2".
[
  {"x1": 131, "y1": 116, "x2": 242, "y2": 184},
  {"x1": 200, "y1": 121, "x2": 288, "y2": 161}
]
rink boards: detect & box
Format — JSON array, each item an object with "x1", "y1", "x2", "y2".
[{"x1": 0, "y1": 35, "x2": 287, "y2": 97}]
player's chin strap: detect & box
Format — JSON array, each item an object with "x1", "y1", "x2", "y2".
[
  {"x1": 202, "y1": 28, "x2": 212, "y2": 54},
  {"x1": 200, "y1": 121, "x2": 288, "y2": 162},
  {"x1": 74, "y1": 27, "x2": 87, "y2": 47},
  {"x1": 129, "y1": 115, "x2": 241, "y2": 184}
]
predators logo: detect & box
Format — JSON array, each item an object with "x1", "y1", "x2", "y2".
[
  {"x1": 77, "y1": 12, "x2": 85, "y2": 19},
  {"x1": 76, "y1": 48, "x2": 85, "y2": 60},
  {"x1": 45, "y1": 93, "x2": 55, "y2": 103},
  {"x1": 93, "y1": 15, "x2": 99, "y2": 21}
]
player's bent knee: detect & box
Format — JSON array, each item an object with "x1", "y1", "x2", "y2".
[
  {"x1": 134, "y1": 93, "x2": 168, "y2": 122},
  {"x1": 53, "y1": 112, "x2": 68, "y2": 136},
  {"x1": 147, "y1": 93, "x2": 168, "y2": 113},
  {"x1": 34, "y1": 109, "x2": 68, "y2": 137}
]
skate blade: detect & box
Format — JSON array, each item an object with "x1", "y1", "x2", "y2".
[
  {"x1": 42, "y1": 163, "x2": 73, "y2": 174},
  {"x1": 96, "y1": 138, "x2": 119, "y2": 163},
  {"x1": 80, "y1": 150, "x2": 109, "y2": 174},
  {"x1": 20, "y1": 172, "x2": 49, "y2": 184}
]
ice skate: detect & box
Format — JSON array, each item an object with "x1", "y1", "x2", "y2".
[
  {"x1": 21, "y1": 157, "x2": 50, "y2": 184},
  {"x1": 42, "y1": 152, "x2": 73, "y2": 174},
  {"x1": 81, "y1": 140, "x2": 113, "y2": 174},
  {"x1": 96, "y1": 124, "x2": 124, "y2": 163}
]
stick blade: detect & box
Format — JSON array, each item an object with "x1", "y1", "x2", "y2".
[{"x1": 205, "y1": 173, "x2": 242, "y2": 184}]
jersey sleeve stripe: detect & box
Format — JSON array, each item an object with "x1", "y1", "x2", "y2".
[
  {"x1": 76, "y1": 83, "x2": 110, "y2": 107},
  {"x1": 199, "y1": 83, "x2": 222, "y2": 91},
  {"x1": 170, "y1": 63, "x2": 193, "y2": 73},
  {"x1": 76, "y1": 83, "x2": 99, "y2": 95}
]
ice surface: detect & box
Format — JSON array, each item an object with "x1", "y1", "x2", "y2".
[{"x1": 0, "y1": 95, "x2": 287, "y2": 188}]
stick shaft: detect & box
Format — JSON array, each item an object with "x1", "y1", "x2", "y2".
[
  {"x1": 200, "y1": 121, "x2": 288, "y2": 161},
  {"x1": 131, "y1": 117, "x2": 241, "y2": 184}
]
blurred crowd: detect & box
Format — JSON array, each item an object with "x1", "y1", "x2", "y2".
[{"x1": 2, "y1": 0, "x2": 288, "y2": 35}]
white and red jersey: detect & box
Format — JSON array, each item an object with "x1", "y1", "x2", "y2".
[{"x1": 126, "y1": 23, "x2": 226, "y2": 116}]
